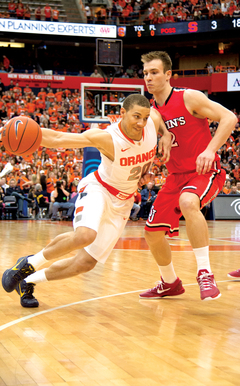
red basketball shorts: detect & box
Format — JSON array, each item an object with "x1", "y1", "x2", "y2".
[{"x1": 145, "y1": 167, "x2": 226, "y2": 237}]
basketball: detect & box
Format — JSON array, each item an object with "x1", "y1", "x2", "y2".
[{"x1": 2, "y1": 116, "x2": 42, "y2": 156}]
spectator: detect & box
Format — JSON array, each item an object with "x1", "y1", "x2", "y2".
[
  {"x1": 230, "y1": 154, "x2": 240, "y2": 169},
  {"x1": 51, "y1": 180, "x2": 75, "y2": 221},
  {"x1": 228, "y1": 1, "x2": 237, "y2": 16},
  {"x1": 35, "y1": 183, "x2": 50, "y2": 218},
  {"x1": 215, "y1": 61, "x2": 223, "y2": 72},
  {"x1": 85, "y1": 5, "x2": 92, "y2": 23},
  {"x1": 230, "y1": 183, "x2": 239, "y2": 194},
  {"x1": 221, "y1": 0, "x2": 228, "y2": 16},
  {"x1": 0, "y1": 78, "x2": 5, "y2": 97},
  {"x1": 100, "y1": 5, "x2": 107, "y2": 23},
  {"x1": 35, "y1": 6, "x2": 42, "y2": 20},
  {"x1": 52, "y1": 6, "x2": 59, "y2": 22},
  {"x1": 207, "y1": 63, "x2": 214, "y2": 74},
  {"x1": 35, "y1": 95, "x2": 46, "y2": 112},
  {"x1": 38, "y1": 88, "x2": 47, "y2": 101},
  {"x1": 139, "y1": 181, "x2": 157, "y2": 219},
  {"x1": 214, "y1": 6, "x2": 224, "y2": 18},
  {"x1": 6, "y1": 178, "x2": 31, "y2": 218},
  {"x1": 90, "y1": 69, "x2": 102, "y2": 78},
  {"x1": 233, "y1": 3, "x2": 240, "y2": 17},
  {"x1": 221, "y1": 143, "x2": 229, "y2": 160},
  {"x1": 43, "y1": 3, "x2": 52, "y2": 21},
  {"x1": 3, "y1": 55, "x2": 10, "y2": 72},
  {"x1": 8, "y1": 0, "x2": 16, "y2": 18},
  {"x1": 27, "y1": 186, "x2": 37, "y2": 217},
  {"x1": 24, "y1": 5, "x2": 31, "y2": 19},
  {"x1": 130, "y1": 190, "x2": 141, "y2": 221},
  {"x1": 222, "y1": 180, "x2": 232, "y2": 194},
  {"x1": 236, "y1": 181, "x2": 240, "y2": 193},
  {"x1": 132, "y1": 1, "x2": 141, "y2": 20},
  {"x1": 23, "y1": 84, "x2": 32, "y2": 96},
  {"x1": 16, "y1": 3, "x2": 24, "y2": 19},
  {"x1": 111, "y1": 1, "x2": 119, "y2": 24},
  {"x1": 232, "y1": 163, "x2": 240, "y2": 181},
  {"x1": 0, "y1": 177, "x2": 9, "y2": 193}
]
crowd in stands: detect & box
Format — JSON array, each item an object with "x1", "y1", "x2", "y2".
[
  {"x1": 2, "y1": 1, "x2": 62, "y2": 22},
  {"x1": 88, "y1": 0, "x2": 240, "y2": 25},
  {"x1": 1, "y1": 0, "x2": 240, "y2": 26}
]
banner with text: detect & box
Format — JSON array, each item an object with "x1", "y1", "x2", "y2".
[
  {"x1": 8, "y1": 74, "x2": 65, "y2": 82},
  {"x1": 227, "y1": 72, "x2": 240, "y2": 92},
  {"x1": 0, "y1": 18, "x2": 116, "y2": 38}
]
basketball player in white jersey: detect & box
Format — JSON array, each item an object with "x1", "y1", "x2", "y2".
[{"x1": 2, "y1": 94, "x2": 172, "y2": 307}]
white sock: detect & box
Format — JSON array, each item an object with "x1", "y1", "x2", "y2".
[
  {"x1": 27, "y1": 250, "x2": 47, "y2": 270},
  {"x1": 158, "y1": 262, "x2": 177, "y2": 284},
  {"x1": 25, "y1": 268, "x2": 47, "y2": 284},
  {"x1": 193, "y1": 246, "x2": 211, "y2": 274}
]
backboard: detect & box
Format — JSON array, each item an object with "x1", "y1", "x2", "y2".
[{"x1": 80, "y1": 82, "x2": 144, "y2": 124}]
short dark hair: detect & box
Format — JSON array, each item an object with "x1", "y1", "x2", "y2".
[
  {"x1": 123, "y1": 94, "x2": 150, "y2": 111},
  {"x1": 141, "y1": 51, "x2": 172, "y2": 73}
]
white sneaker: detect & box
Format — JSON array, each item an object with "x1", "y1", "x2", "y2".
[{"x1": 0, "y1": 162, "x2": 13, "y2": 178}]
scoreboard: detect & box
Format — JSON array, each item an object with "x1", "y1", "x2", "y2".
[{"x1": 117, "y1": 18, "x2": 240, "y2": 38}]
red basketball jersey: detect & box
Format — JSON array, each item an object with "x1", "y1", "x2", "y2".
[{"x1": 153, "y1": 88, "x2": 219, "y2": 174}]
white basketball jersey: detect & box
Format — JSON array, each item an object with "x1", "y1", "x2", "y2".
[{"x1": 97, "y1": 117, "x2": 157, "y2": 196}]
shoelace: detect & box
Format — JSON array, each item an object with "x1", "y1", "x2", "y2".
[
  {"x1": 153, "y1": 280, "x2": 165, "y2": 290},
  {"x1": 23, "y1": 283, "x2": 35, "y2": 298},
  {"x1": 13, "y1": 264, "x2": 35, "y2": 282},
  {"x1": 198, "y1": 274, "x2": 213, "y2": 291}
]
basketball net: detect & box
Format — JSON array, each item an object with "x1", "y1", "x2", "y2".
[{"x1": 107, "y1": 114, "x2": 122, "y2": 124}]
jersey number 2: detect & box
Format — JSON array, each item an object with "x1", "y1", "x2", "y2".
[
  {"x1": 170, "y1": 132, "x2": 179, "y2": 148},
  {"x1": 128, "y1": 161, "x2": 151, "y2": 181}
]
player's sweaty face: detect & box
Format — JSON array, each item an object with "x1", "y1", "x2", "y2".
[
  {"x1": 143, "y1": 59, "x2": 168, "y2": 94},
  {"x1": 121, "y1": 105, "x2": 150, "y2": 141}
]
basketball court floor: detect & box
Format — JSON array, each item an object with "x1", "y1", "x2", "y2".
[{"x1": 0, "y1": 219, "x2": 240, "y2": 386}]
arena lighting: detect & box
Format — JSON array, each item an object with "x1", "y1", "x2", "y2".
[
  {"x1": 0, "y1": 42, "x2": 25, "y2": 48},
  {"x1": 218, "y1": 42, "x2": 224, "y2": 54}
]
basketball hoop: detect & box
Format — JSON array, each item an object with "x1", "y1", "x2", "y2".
[{"x1": 107, "y1": 114, "x2": 122, "y2": 124}]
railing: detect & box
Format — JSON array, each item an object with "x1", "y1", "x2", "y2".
[{"x1": 172, "y1": 66, "x2": 237, "y2": 77}]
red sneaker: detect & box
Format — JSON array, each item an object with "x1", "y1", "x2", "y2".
[
  {"x1": 197, "y1": 269, "x2": 221, "y2": 301},
  {"x1": 228, "y1": 269, "x2": 240, "y2": 279},
  {"x1": 139, "y1": 277, "x2": 185, "y2": 299}
]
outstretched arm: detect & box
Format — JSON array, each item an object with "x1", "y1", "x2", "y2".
[
  {"x1": 150, "y1": 108, "x2": 171, "y2": 163},
  {"x1": 41, "y1": 128, "x2": 114, "y2": 161},
  {"x1": 184, "y1": 89, "x2": 238, "y2": 174}
]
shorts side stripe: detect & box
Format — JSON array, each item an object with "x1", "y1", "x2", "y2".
[
  {"x1": 145, "y1": 222, "x2": 179, "y2": 234},
  {"x1": 199, "y1": 172, "x2": 217, "y2": 202}
]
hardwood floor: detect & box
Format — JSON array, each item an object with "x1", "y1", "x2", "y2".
[{"x1": 0, "y1": 219, "x2": 240, "y2": 386}]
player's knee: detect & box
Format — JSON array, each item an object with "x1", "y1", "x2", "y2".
[
  {"x1": 179, "y1": 193, "x2": 200, "y2": 217},
  {"x1": 72, "y1": 227, "x2": 97, "y2": 249},
  {"x1": 74, "y1": 252, "x2": 97, "y2": 274}
]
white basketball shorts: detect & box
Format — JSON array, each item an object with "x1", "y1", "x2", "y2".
[{"x1": 73, "y1": 173, "x2": 133, "y2": 264}]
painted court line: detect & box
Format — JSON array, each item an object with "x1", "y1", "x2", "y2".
[{"x1": 0, "y1": 279, "x2": 235, "y2": 332}]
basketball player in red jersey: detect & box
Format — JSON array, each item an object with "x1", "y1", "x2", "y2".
[
  {"x1": 140, "y1": 51, "x2": 237, "y2": 301},
  {"x1": 1, "y1": 94, "x2": 172, "y2": 307}
]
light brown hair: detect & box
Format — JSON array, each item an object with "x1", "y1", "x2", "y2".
[{"x1": 141, "y1": 51, "x2": 172, "y2": 73}]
